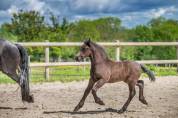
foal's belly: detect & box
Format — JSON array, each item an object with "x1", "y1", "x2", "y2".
[
  {"x1": 108, "y1": 76, "x2": 124, "y2": 83},
  {"x1": 108, "y1": 69, "x2": 129, "y2": 83}
]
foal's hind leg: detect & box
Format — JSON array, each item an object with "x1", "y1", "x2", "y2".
[
  {"x1": 92, "y1": 79, "x2": 106, "y2": 105},
  {"x1": 118, "y1": 80, "x2": 136, "y2": 114},
  {"x1": 136, "y1": 80, "x2": 148, "y2": 105}
]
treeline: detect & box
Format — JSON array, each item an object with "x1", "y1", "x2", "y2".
[{"x1": 0, "y1": 10, "x2": 178, "y2": 61}]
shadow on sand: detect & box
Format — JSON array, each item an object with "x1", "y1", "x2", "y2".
[
  {"x1": 43, "y1": 108, "x2": 137, "y2": 115},
  {"x1": 0, "y1": 106, "x2": 27, "y2": 110}
]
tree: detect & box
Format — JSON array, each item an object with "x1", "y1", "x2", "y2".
[
  {"x1": 5, "y1": 10, "x2": 45, "y2": 42},
  {"x1": 125, "y1": 25, "x2": 154, "y2": 60},
  {"x1": 93, "y1": 17, "x2": 121, "y2": 41},
  {"x1": 68, "y1": 19, "x2": 101, "y2": 41},
  {"x1": 149, "y1": 17, "x2": 178, "y2": 59},
  {"x1": 0, "y1": 24, "x2": 17, "y2": 41}
]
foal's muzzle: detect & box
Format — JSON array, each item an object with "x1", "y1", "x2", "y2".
[{"x1": 75, "y1": 56, "x2": 84, "y2": 62}]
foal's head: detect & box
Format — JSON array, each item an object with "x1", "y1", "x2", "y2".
[
  {"x1": 75, "y1": 39, "x2": 92, "y2": 61},
  {"x1": 75, "y1": 39, "x2": 108, "y2": 62}
]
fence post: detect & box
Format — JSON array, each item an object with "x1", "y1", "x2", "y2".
[
  {"x1": 28, "y1": 56, "x2": 31, "y2": 80},
  {"x1": 116, "y1": 40, "x2": 120, "y2": 61},
  {"x1": 45, "y1": 40, "x2": 49, "y2": 80},
  {"x1": 176, "y1": 44, "x2": 178, "y2": 73},
  {"x1": 83, "y1": 58, "x2": 86, "y2": 72}
]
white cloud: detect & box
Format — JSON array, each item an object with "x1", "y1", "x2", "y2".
[
  {"x1": 0, "y1": 0, "x2": 178, "y2": 27},
  {"x1": 121, "y1": 15, "x2": 134, "y2": 21},
  {"x1": 74, "y1": 0, "x2": 111, "y2": 8},
  {"x1": 26, "y1": 0, "x2": 45, "y2": 14},
  {"x1": 72, "y1": 0, "x2": 120, "y2": 12},
  {"x1": 0, "y1": 10, "x2": 7, "y2": 17},
  {"x1": 7, "y1": 5, "x2": 18, "y2": 15},
  {"x1": 149, "y1": 6, "x2": 177, "y2": 18}
]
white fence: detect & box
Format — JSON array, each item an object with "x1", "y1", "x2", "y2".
[{"x1": 18, "y1": 41, "x2": 178, "y2": 80}]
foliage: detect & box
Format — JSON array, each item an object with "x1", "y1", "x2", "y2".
[
  {"x1": 68, "y1": 19, "x2": 101, "y2": 41},
  {"x1": 0, "y1": 11, "x2": 178, "y2": 61},
  {"x1": 0, "y1": 25, "x2": 17, "y2": 41},
  {"x1": 4, "y1": 10, "x2": 45, "y2": 42}
]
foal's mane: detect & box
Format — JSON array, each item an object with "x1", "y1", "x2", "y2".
[{"x1": 89, "y1": 41, "x2": 108, "y2": 60}]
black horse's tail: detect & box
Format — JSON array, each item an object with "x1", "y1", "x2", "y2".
[
  {"x1": 140, "y1": 64, "x2": 156, "y2": 82},
  {"x1": 15, "y1": 44, "x2": 33, "y2": 103}
]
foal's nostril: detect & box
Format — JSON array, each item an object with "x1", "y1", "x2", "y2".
[
  {"x1": 75, "y1": 56, "x2": 79, "y2": 61},
  {"x1": 75, "y1": 56, "x2": 84, "y2": 62}
]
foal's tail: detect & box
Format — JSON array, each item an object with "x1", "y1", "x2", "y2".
[
  {"x1": 16, "y1": 44, "x2": 34, "y2": 103},
  {"x1": 140, "y1": 64, "x2": 156, "y2": 82}
]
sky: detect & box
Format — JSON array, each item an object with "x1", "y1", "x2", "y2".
[{"x1": 0, "y1": 0, "x2": 178, "y2": 28}]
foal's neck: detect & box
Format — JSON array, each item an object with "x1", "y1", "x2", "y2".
[{"x1": 90, "y1": 51, "x2": 108, "y2": 66}]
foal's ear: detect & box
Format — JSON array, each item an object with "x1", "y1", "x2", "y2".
[
  {"x1": 88, "y1": 38, "x2": 91, "y2": 42},
  {"x1": 84, "y1": 38, "x2": 91, "y2": 46}
]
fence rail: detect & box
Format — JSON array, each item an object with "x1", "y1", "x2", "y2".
[
  {"x1": 17, "y1": 41, "x2": 178, "y2": 80},
  {"x1": 30, "y1": 60, "x2": 178, "y2": 67},
  {"x1": 18, "y1": 42, "x2": 178, "y2": 47}
]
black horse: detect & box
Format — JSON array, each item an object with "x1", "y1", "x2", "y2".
[{"x1": 0, "y1": 39, "x2": 33, "y2": 103}]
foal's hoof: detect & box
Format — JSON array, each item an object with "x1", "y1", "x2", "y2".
[
  {"x1": 73, "y1": 105, "x2": 80, "y2": 112},
  {"x1": 140, "y1": 99, "x2": 148, "y2": 105},
  {"x1": 143, "y1": 100, "x2": 148, "y2": 105},
  {"x1": 96, "y1": 100, "x2": 105, "y2": 105},
  {"x1": 117, "y1": 109, "x2": 126, "y2": 114}
]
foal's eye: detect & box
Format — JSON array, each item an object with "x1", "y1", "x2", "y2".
[{"x1": 81, "y1": 47, "x2": 87, "y2": 51}]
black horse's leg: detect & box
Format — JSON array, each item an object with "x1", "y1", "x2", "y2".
[
  {"x1": 6, "y1": 72, "x2": 20, "y2": 84},
  {"x1": 73, "y1": 78, "x2": 95, "y2": 112},
  {"x1": 92, "y1": 79, "x2": 106, "y2": 105},
  {"x1": 136, "y1": 80, "x2": 148, "y2": 105},
  {"x1": 1, "y1": 57, "x2": 19, "y2": 83},
  {"x1": 118, "y1": 81, "x2": 136, "y2": 114}
]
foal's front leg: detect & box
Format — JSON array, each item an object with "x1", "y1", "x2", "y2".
[{"x1": 73, "y1": 78, "x2": 95, "y2": 112}]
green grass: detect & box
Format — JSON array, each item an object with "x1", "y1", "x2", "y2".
[
  {"x1": 0, "y1": 65, "x2": 177, "y2": 84},
  {"x1": 30, "y1": 66, "x2": 90, "y2": 83},
  {"x1": 147, "y1": 65, "x2": 177, "y2": 76},
  {"x1": 0, "y1": 73, "x2": 15, "y2": 84}
]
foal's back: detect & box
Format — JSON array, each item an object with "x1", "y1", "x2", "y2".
[{"x1": 108, "y1": 60, "x2": 142, "y2": 83}]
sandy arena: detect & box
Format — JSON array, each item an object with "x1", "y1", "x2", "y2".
[{"x1": 0, "y1": 76, "x2": 178, "y2": 118}]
